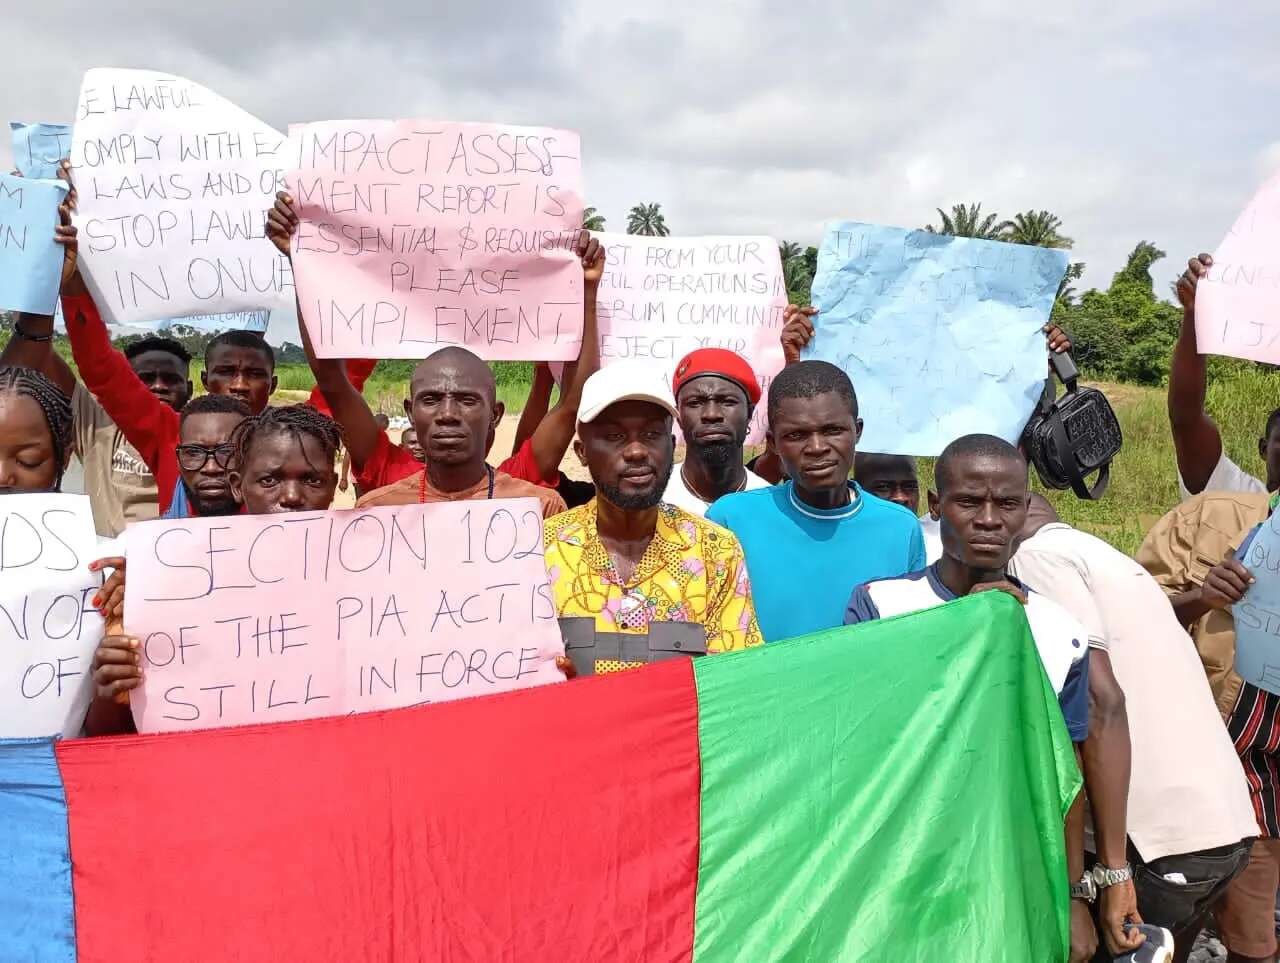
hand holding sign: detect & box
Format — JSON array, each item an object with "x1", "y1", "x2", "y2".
[
  {"x1": 123, "y1": 499, "x2": 566, "y2": 733},
  {"x1": 1234, "y1": 518, "x2": 1280, "y2": 694}
]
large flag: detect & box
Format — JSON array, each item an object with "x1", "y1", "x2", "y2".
[{"x1": 1, "y1": 592, "x2": 1078, "y2": 962}]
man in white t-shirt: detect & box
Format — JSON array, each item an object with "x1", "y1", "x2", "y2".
[
  {"x1": 1011, "y1": 494, "x2": 1257, "y2": 961},
  {"x1": 1170, "y1": 253, "x2": 1275, "y2": 499},
  {"x1": 663, "y1": 348, "x2": 770, "y2": 516},
  {"x1": 844, "y1": 433, "x2": 1111, "y2": 962}
]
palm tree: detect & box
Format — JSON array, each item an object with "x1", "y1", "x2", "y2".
[
  {"x1": 582, "y1": 206, "x2": 606, "y2": 232},
  {"x1": 626, "y1": 203, "x2": 670, "y2": 237},
  {"x1": 778, "y1": 240, "x2": 803, "y2": 264},
  {"x1": 1000, "y1": 210, "x2": 1074, "y2": 249},
  {"x1": 924, "y1": 203, "x2": 1003, "y2": 240},
  {"x1": 783, "y1": 257, "x2": 813, "y2": 304},
  {"x1": 1113, "y1": 241, "x2": 1166, "y2": 289},
  {"x1": 1056, "y1": 262, "x2": 1085, "y2": 305}
]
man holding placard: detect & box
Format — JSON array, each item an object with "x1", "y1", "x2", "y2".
[
  {"x1": 1170, "y1": 253, "x2": 1276, "y2": 499},
  {"x1": 267, "y1": 191, "x2": 602, "y2": 501},
  {"x1": 1139, "y1": 496, "x2": 1278, "y2": 962},
  {"x1": 545, "y1": 362, "x2": 762, "y2": 675}
]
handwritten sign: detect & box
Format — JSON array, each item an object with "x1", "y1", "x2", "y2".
[
  {"x1": 286, "y1": 119, "x2": 584, "y2": 360},
  {"x1": 123, "y1": 499, "x2": 565, "y2": 733},
  {"x1": 580, "y1": 232, "x2": 787, "y2": 441},
  {"x1": 10, "y1": 121, "x2": 73, "y2": 180},
  {"x1": 806, "y1": 222, "x2": 1068, "y2": 456},
  {"x1": 69, "y1": 68, "x2": 293, "y2": 324},
  {"x1": 0, "y1": 172, "x2": 68, "y2": 314},
  {"x1": 1196, "y1": 171, "x2": 1280, "y2": 364},
  {"x1": 0, "y1": 495, "x2": 103, "y2": 738},
  {"x1": 1235, "y1": 515, "x2": 1280, "y2": 694}
]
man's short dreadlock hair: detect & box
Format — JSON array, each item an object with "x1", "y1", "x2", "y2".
[
  {"x1": 230, "y1": 404, "x2": 343, "y2": 471},
  {"x1": 0, "y1": 365, "x2": 74, "y2": 489}
]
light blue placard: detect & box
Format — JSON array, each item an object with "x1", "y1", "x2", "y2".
[
  {"x1": 1235, "y1": 516, "x2": 1280, "y2": 694},
  {"x1": 9, "y1": 122, "x2": 72, "y2": 180},
  {"x1": 0, "y1": 172, "x2": 68, "y2": 314},
  {"x1": 806, "y1": 222, "x2": 1069, "y2": 455}
]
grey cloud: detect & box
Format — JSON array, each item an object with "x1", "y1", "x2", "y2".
[{"x1": 4, "y1": 0, "x2": 1279, "y2": 313}]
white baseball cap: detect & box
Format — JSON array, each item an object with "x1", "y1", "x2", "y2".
[{"x1": 577, "y1": 361, "x2": 679, "y2": 426}]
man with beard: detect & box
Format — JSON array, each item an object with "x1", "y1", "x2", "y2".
[
  {"x1": 164, "y1": 394, "x2": 252, "y2": 518},
  {"x1": 544, "y1": 361, "x2": 763, "y2": 676},
  {"x1": 662, "y1": 348, "x2": 771, "y2": 515},
  {"x1": 355, "y1": 347, "x2": 565, "y2": 517}
]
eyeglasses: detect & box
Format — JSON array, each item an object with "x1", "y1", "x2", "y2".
[{"x1": 176, "y1": 444, "x2": 236, "y2": 471}]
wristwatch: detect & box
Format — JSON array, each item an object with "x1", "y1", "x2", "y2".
[
  {"x1": 1070, "y1": 874, "x2": 1097, "y2": 903},
  {"x1": 1090, "y1": 863, "x2": 1133, "y2": 889}
]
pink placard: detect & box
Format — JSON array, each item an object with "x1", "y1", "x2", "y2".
[
  {"x1": 583, "y1": 233, "x2": 788, "y2": 443},
  {"x1": 1196, "y1": 170, "x2": 1280, "y2": 363},
  {"x1": 123, "y1": 500, "x2": 565, "y2": 733},
  {"x1": 286, "y1": 119, "x2": 585, "y2": 360}
]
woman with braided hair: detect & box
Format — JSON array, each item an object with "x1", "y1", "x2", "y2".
[
  {"x1": 0, "y1": 364, "x2": 74, "y2": 493},
  {"x1": 229, "y1": 403, "x2": 343, "y2": 513}
]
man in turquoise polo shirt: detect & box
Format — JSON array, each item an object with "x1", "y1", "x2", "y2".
[{"x1": 707, "y1": 361, "x2": 923, "y2": 641}]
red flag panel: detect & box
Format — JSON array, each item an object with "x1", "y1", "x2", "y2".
[{"x1": 58, "y1": 660, "x2": 700, "y2": 962}]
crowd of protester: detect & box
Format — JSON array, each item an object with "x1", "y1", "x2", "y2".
[{"x1": 4, "y1": 171, "x2": 1279, "y2": 963}]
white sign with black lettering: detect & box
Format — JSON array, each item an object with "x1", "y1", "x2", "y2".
[
  {"x1": 0, "y1": 494, "x2": 104, "y2": 737},
  {"x1": 123, "y1": 499, "x2": 565, "y2": 733},
  {"x1": 70, "y1": 68, "x2": 292, "y2": 323}
]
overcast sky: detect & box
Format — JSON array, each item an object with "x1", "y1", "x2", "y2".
[{"x1": 4, "y1": 1, "x2": 1278, "y2": 343}]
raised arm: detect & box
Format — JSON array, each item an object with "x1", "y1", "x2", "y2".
[
  {"x1": 524, "y1": 233, "x2": 604, "y2": 481},
  {"x1": 267, "y1": 192, "x2": 384, "y2": 468},
  {"x1": 1169, "y1": 254, "x2": 1224, "y2": 494},
  {"x1": 512, "y1": 363, "x2": 555, "y2": 456},
  {"x1": 62, "y1": 293, "x2": 176, "y2": 472}
]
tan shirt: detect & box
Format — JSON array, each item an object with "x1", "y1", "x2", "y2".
[
  {"x1": 72, "y1": 383, "x2": 160, "y2": 538},
  {"x1": 1013, "y1": 523, "x2": 1259, "y2": 860},
  {"x1": 356, "y1": 467, "x2": 566, "y2": 518},
  {"x1": 1136, "y1": 490, "x2": 1271, "y2": 717}
]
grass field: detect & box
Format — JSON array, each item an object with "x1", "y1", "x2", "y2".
[{"x1": 911, "y1": 366, "x2": 1273, "y2": 556}]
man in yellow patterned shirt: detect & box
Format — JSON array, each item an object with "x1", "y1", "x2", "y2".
[{"x1": 544, "y1": 361, "x2": 763, "y2": 675}]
